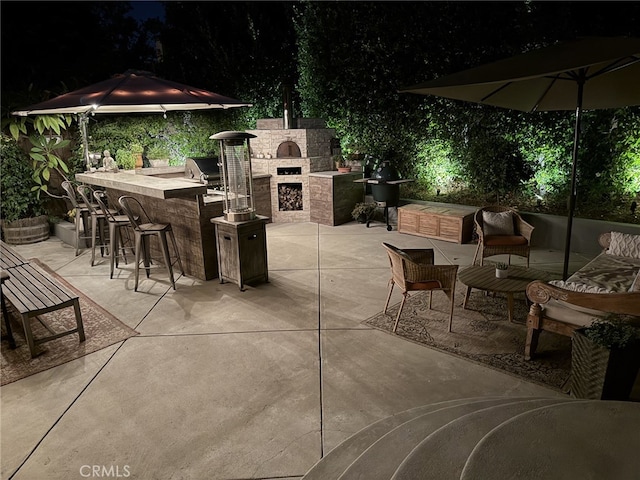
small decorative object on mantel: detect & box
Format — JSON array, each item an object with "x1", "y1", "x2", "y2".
[{"x1": 495, "y1": 262, "x2": 509, "y2": 278}]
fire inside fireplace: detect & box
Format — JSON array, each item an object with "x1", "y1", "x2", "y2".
[{"x1": 278, "y1": 183, "x2": 303, "y2": 211}]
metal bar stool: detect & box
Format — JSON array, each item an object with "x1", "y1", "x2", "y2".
[
  {"x1": 61, "y1": 181, "x2": 92, "y2": 256},
  {"x1": 77, "y1": 185, "x2": 117, "y2": 266},
  {"x1": 118, "y1": 195, "x2": 184, "y2": 291},
  {"x1": 93, "y1": 190, "x2": 136, "y2": 278}
]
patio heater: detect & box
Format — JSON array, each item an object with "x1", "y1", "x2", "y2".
[
  {"x1": 210, "y1": 131, "x2": 269, "y2": 291},
  {"x1": 210, "y1": 131, "x2": 257, "y2": 222}
]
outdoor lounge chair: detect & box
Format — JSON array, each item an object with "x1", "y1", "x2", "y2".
[
  {"x1": 382, "y1": 242, "x2": 459, "y2": 333},
  {"x1": 472, "y1": 206, "x2": 534, "y2": 267}
]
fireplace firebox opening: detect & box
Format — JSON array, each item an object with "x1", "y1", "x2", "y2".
[{"x1": 278, "y1": 183, "x2": 303, "y2": 211}]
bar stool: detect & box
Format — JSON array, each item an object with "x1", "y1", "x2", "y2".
[
  {"x1": 118, "y1": 195, "x2": 184, "y2": 291},
  {"x1": 77, "y1": 185, "x2": 117, "y2": 266},
  {"x1": 93, "y1": 190, "x2": 136, "y2": 278},
  {"x1": 61, "y1": 181, "x2": 92, "y2": 256}
]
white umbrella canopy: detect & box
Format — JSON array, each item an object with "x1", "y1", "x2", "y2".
[
  {"x1": 11, "y1": 70, "x2": 252, "y2": 116},
  {"x1": 400, "y1": 36, "x2": 640, "y2": 279}
]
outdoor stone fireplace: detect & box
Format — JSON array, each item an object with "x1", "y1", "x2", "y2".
[{"x1": 247, "y1": 118, "x2": 337, "y2": 223}]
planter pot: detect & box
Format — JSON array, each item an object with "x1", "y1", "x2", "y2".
[
  {"x1": 1, "y1": 215, "x2": 49, "y2": 245},
  {"x1": 337, "y1": 167, "x2": 352, "y2": 173},
  {"x1": 495, "y1": 268, "x2": 508, "y2": 278},
  {"x1": 149, "y1": 159, "x2": 169, "y2": 168},
  {"x1": 571, "y1": 329, "x2": 640, "y2": 400},
  {"x1": 135, "y1": 153, "x2": 144, "y2": 169}
]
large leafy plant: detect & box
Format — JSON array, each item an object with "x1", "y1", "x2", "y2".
[
  {"x1": 0, "y1": 135, "x2": 45, "y2": 223},
  {"x1": 7, "y1": 114, "x2": 75, "y2": 196}
]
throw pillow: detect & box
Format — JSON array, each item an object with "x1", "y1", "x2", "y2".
[
  {"x1": 482, "y1": 210, "x2": 514, "y2": 236},
  {"x1": 608, "y1": 231, "x2": 640, "y2": 259}
]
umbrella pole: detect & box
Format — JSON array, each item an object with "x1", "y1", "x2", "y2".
[
  {"x1": 79, "y1": 113, "x2": 90, "y2": 171},
  {"x1": 563, "y1": 78, "x2": 585, "y2": 280}
]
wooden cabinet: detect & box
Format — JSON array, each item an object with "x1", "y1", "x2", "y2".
[
  {"x1": 398, "y1": 204, "x2": 476, "y2": 244},
  {"x1": 211, "y1": 216, "x2": 269, "y2": 290}
]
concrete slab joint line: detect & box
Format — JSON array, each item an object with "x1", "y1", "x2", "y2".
[{"x1": 1, "y1": 223, "x2": 605, "y2": 480}]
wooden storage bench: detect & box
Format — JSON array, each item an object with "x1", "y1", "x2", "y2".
[
  {"x1": 398, "y1": 204, "x2": 476, "y2": 244},
  {"x1": 1, "y1": 241, "x2": 85, "y2": 357}
]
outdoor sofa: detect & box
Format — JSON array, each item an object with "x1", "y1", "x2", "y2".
[{"x1": 525, "y1": 231, "x2": 640, "y2": 360}]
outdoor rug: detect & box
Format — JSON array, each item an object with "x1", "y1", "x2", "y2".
[
  {"x1": 1, "y1": 259, "x2": 138, "y2": 386},
  {"x1": 364, "y1": 284, "x2": 572, "y2": 392}
]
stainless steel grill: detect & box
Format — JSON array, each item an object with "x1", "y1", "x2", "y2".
[{"x1": 184, "y1": 157, "x2": 221, "y2": 187}]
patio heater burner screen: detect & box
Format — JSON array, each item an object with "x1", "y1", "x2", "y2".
[{"x1": 210, "y1": 131, "x2": 257, "y2": 222}]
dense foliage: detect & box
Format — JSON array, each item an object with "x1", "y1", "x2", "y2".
[
  {"x1": 84, "y1": 110, "x2": 244, "y2": 167},
  {"x1": 0, "y1": 135, "x2": 45, "y2": 223},
  {"x1": 2, "y1": 1, "x2": 639, "y2": 223},
  {"x1": 293, "y1": 2, "x2": 640, "y2": 222}
]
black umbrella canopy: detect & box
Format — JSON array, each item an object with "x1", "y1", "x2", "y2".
[
  {"x1": 11, "y1": 70, "x2": 252, "y2": 116},
  {"x1": 401, "y1": 37, "x2": 640, "y2": 112},
  {"x1": 400, "y1": 36, "x2": 640, "y2": 279},
  {"x1": 11, "y1": 70, "x2": 252, "y2": 172}
]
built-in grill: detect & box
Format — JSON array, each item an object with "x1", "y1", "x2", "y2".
[{"x1": 185, "y1": 157, "x2": 222, "y2": 188}]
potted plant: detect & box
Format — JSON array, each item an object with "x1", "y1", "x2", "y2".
[
  {"x1": 147, "y1": 143, "x2": 171, "y2": 168},
  {"x1": 115, "y1": 148, "x2": 137, "y2": 170},
  {"x1": 334, "y1": 154, "x2": 351, "y2": 173},
  {"x1": 571, "y1": 316, "x2": 640, "y2": 400},
  {"x1": 494, "y1": 262, "x2": 509, "y2": 278},
  {"x1": 131, "y1": 143, "x2": 144, "y2": 169},
  {"x1": 0, "y1": 134, "x2": 49, "y2": 244},
  {"x1": 351, "y1": 202, "x2": 377, "y2": 223}
]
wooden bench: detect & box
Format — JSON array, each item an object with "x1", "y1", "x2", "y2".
[{"x1": 1, "y1": 241, "x2": 85, "y2": 357}]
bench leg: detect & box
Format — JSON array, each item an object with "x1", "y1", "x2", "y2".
[
  {"x1": 21, "y1": 314, "x2": 38, "y2": 358},
  {"x1": 1, "y1": 293, "x2": 16, "y2": 349},
  {"x1": 73, "y1": 299, "x2": 86, "y2": 342}
]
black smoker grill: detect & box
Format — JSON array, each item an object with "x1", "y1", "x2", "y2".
[
  {"x1": 356, "y1": 161, "x2": 414, "y2": 231},
  {"x1": 185, "y1": 157, "x2": 222, "y2": 188}
]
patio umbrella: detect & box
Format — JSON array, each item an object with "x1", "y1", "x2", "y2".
[
  {"x1": 400, "y1": 36, "x2": 640, "y2": 279},
  {"x1": 12, "y1": 70, "x2": 252, "y2": 169}
]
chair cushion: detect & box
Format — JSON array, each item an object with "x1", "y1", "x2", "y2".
[
  {"x1": 484, "y1": 235, "x2": 528, "y2": 246},
  {"x1": 482, "y1": 210, "x2": 514, "y2": 235},
  {"x1": 608, "y1": 231, "x2": 640, "y2": 258}
]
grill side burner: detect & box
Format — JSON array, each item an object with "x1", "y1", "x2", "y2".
[{"x1": 185, "y1": 157, "x2": 221, "y2": 187}]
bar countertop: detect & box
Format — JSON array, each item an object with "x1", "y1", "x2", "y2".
[{"x1": 76, "y1": 171, "x2": 208, "y2": 199}]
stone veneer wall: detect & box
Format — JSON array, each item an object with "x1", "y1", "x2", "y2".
[{"x1": 247, "y1": 118, "x2": 338, "y2": 222}]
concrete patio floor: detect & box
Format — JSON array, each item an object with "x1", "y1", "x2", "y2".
[{"x1": 0, "y1": 221, "x2": 595, "y2": 480}]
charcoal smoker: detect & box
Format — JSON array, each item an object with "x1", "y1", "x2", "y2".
[{"x1": 356, "y1": 161, "x2": 413, "y2": 231}]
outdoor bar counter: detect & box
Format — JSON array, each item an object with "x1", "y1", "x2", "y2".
[{"x1": 76, "y1": 170, "x2": 272, "y2": 281}]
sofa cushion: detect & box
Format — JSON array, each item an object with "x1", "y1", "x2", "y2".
[
  {"x1": 630, "y1": 270, "x2": 640, "y2": 293},
  {"x1": 541, "y1": 299, "x2": 605, "y2": 327},
  {"x1": 548, "y1": 280, "x2": 612, "y2": 293},
  {"x1": 482, "y1": 210, "x2": 514, "y2": 236},
  {"x1": 608, "y1": 231, "x2": 640, "y2": 258},
  {"x1": 560, "y1": 252, "x2": 640, "y2": 293}
]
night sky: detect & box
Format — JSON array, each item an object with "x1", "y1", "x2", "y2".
[{"x1": 128, "y1": 0, "x2": 165, "y2": 22}]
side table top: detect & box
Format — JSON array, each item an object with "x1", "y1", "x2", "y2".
[{"x1": 458, "y1": 265, "x2": 555, "y2": 294}]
